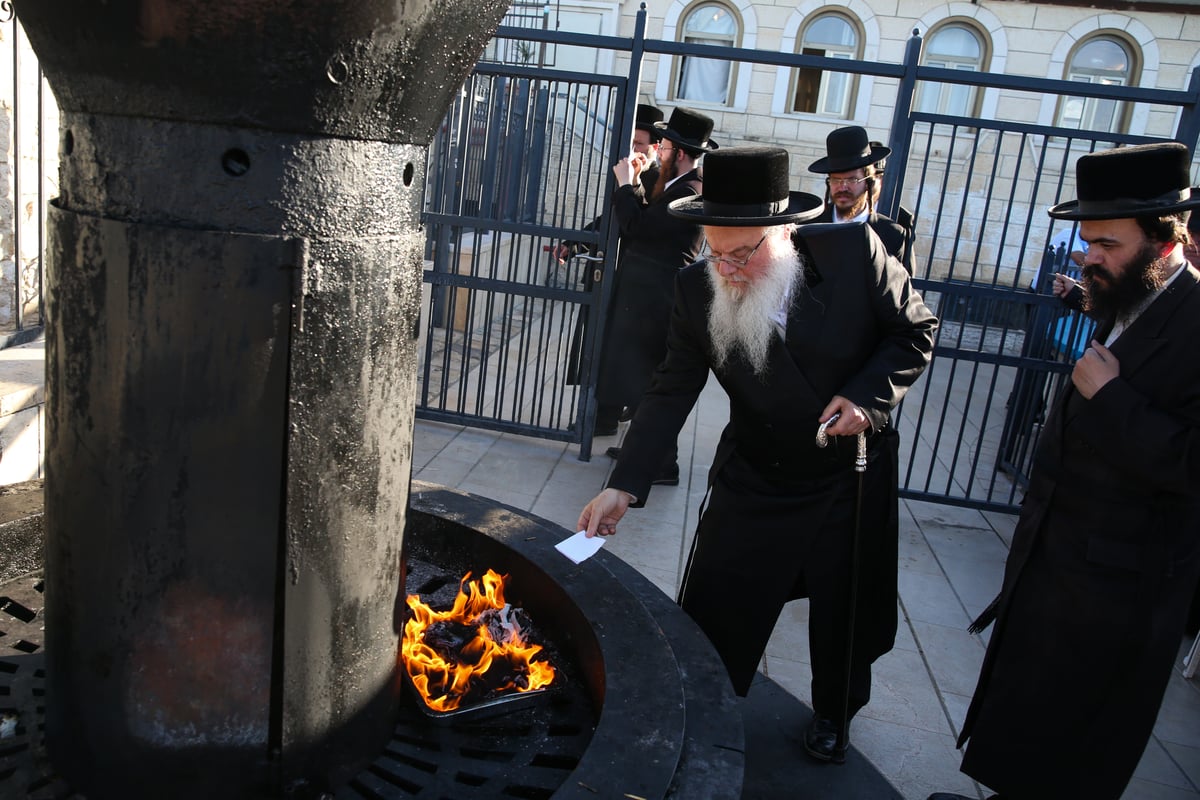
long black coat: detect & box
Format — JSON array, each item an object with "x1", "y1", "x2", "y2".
[
  {"x1": 815, "y1": 207, "x2": 914, "y2": 274},
  {"x1": 959, "y1": 265, "x2": 1200, "y2": 799},
  {"x1": 563, "y1": 165, "x2": 661, "y2": 386},
  {"x1": 594, "y1": 170, "x2": 704, "y2": 408},
  {"x1": 609, "y1": 223, "x2": 936, "y2": 694}
]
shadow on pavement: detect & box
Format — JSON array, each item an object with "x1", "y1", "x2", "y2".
[{"x1": 742, "y1": 676, "x2": 905, "y2": 800}]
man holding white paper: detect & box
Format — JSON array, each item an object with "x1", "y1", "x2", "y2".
[{"x1": 575, "y1": 146, "x2": 936, "y2": 765}]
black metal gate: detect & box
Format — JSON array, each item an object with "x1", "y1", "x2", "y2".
[
  {"x1": 417, "y1": 25, "x2": 649, "y2": 459},
  {"x1": 881, "y1": 55, "x2": 1200, "y2": 512}
]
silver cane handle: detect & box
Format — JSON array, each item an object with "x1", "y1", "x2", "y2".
[
  {"x1": 815, "y1": 413, "x2": 840, "y2": 448},
  {"x1": 815, "y1": 413, "x2": 868, "y2": 474}
]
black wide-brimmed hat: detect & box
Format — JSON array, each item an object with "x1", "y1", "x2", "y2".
[
  {"x1": 808, "y1": 126, "x2": 891, "y2": 174},
  {"x1": 634, "y1": 104, "x2": 665, "y2": 138},
  {"x1": 654, "y1": 107, "x2": 719, "y2": 153},
  {"x1": 1048, "y1": 142, "x2": 1200, "y2": 220},
  {"x1": 668, "y1": 146, "x2": 824, "y2": 226}
]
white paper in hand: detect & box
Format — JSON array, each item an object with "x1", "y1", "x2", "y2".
[{"x1": 555, "y1": 530, "x2": 606, "y2": 564}]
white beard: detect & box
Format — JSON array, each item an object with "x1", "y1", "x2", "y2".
[{"x1": 705, "y1": 238, "x2": 804, "y2": 377}]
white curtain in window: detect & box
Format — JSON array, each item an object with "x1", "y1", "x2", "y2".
[
  {"x1": 680, "y1": 54, "x2": 731, "y2": 103},
  {"x1": 678, "y1": 4, "x2": 736, "y2": 103}
]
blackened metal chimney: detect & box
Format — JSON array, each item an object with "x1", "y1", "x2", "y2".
[{"x1": 11, "y1": 1, "x2": 507, "y2": 796}]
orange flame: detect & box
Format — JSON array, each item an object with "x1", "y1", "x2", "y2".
[{"x1": 402, "y1": 569, "x2": 556, "y2": 712}]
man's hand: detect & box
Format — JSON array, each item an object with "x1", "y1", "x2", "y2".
[
  {"x1": 613, "y1": 153, "x2": 651, "y2": 187},
  {"x1": 1052, "y1": 272, "x2": 1078, "y2": 299},
  {"x1": 1072, "y1": 342, "x2": 1119, "y2": 399},
  {"x1": 553, "y1": 243, "x2": 571, "y2": 264},
  {"x1": 629, "y1": 152, "x2": 650, "y2": 179},
  {"x1": 612, "y1": 157, "x2": 637, "y2": 187},
  {"x1": 577, "y1": 488, "x2": 633, "y2": 538},
  {"x1": 819, "y1": 396, "x2": 871, "y2": 436}
]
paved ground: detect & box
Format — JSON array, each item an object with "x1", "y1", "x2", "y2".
[{"x1": 411, "y1": 376, "x2": 1200, "y2": 800}]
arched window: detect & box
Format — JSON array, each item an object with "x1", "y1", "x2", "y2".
[
  {"x1": 1057, "y1": 35, "x2": 1137, "y2": 133},
  {"x1": 792, "y1": 12, "x2": 860, "y2": 117},
  {"x1": 917, "y1": 22, "x2": 987, "y2": 117},
  {"x1": 676, "y1": 3, "x2": 739, "y2": 105}
]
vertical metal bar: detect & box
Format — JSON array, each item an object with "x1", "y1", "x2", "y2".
[
  {"x1": 1173, "y1": 66, "x2": 1200, "y2": 155},
  {"x1": 881, "y1": 28, "x2": 921, "y2": 219},
  {"x1": 12, "y1": 14, "x2": 21, "y2": 331},
  {"x1": 36, "y1": 59, "x2": 43, "y2": 325},
  {"x1": 523, "y1": 81, "x2": 547, "y2": 223},
  {"x1": 574, "y1": 4, "x2": 646, "y2": 460}
]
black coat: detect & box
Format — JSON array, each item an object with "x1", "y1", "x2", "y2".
[
  {"x1": 608, "y1": 223, "x2": 937, "y2": 693},
  {"x1": 959, "y1": 265, "x2": 1200, "y2": 799},
  {"x1": 814, "y1": 207, "x2": 914, "y2": 274},
  {"x1": 563, "y1": 165, "x2": 662, "y2": 386},
  {"x1": 594, "y1": 170, "x2": 704, "y2": 407}
]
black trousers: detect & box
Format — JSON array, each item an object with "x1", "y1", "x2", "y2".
[{"x1": 677, "y1": 453, "x2": 882, "y2": 723}]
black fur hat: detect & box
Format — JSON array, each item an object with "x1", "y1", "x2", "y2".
[
  {"x1": 808, "y1": 126, "x2": 891, "y2": 174},
  {"x1": 1048, "y1": 142, "x2": 1200, "y2": 220},
  {"x1": 634, "y1": 104, "x2": 665, "y2": 140},
  {"x1": 668, "y1": 146, "x2": 824, "y2": 226},
  {"x1": 654, "y1": 107, "x2": 719, "y2": 153}
]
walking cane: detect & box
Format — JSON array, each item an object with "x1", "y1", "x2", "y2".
[{"x1": 815, "y1": 415, "x2": 868, "y2": 755}]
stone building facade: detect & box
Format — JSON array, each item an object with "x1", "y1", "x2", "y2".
[
  {"x1": 548, "y1": 0, "x2": 1199, "y2": 161},
  {"x1": 541, "y1": 0, "x2": 1200, "y2": 283}
]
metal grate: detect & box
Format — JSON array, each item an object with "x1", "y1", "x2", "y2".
[
  {"x1": 347, "y1": 695, "x2": 593, "y2": 799},
  {"x1": 0, "y1": 572, "x2": 75, "y2": 800}
]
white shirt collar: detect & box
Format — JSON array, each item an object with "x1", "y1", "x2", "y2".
[{"x1": 833, "y1": 206, "x2": 870, "y2": 224}]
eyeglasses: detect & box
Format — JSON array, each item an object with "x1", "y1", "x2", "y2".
[
  {"x1": 700, "y1": 234, "x2": 767, "y2": 269},
  {"x1": 825, "y1": 176, "x2": 869, "y2": 189}
]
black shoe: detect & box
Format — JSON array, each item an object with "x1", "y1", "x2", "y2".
[
  {"x1": 605, "y1": 446, "x2": 622, "y2": 459},
  {"x1": 618, "y1": 407, "x2": 632, "y2": 422},
  {"x1": 652, "y1": 464, "x2": 680, "y2": 486},
  {"x1": 803, "y1": 716, "x2": 847, "y2": 764}
]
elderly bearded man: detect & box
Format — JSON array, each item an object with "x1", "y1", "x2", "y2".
[
  {"x1": 928, "y1": 142, "x2": 1200, "y2": 800},
  {"x1": 576, "y1": 146, "x2": 937, "y2": 763}
]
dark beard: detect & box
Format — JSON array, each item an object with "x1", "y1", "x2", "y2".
[
  {"x1": 1082, "y1": 242, "x2": 1167, "y2": 320},
  {"x1": 651, "y1": 150, "x2": 680, "y2": 202}
]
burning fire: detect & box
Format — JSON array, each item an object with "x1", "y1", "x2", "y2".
[{"x1": 402, "y1": 569, "x2": 556, "y2": 712}]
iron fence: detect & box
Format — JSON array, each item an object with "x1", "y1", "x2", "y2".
[{"x1": 419, "y1": 63, "x2": 633, "y2": 457}]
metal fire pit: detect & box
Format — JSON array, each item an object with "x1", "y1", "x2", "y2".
[{"x1": 0, "y1": 481, "x2": 745, "y2": 799}]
